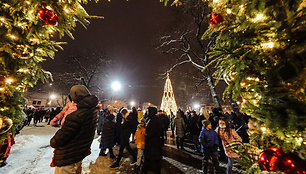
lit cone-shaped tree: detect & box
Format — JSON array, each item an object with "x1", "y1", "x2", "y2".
[
  {"x1": 160, "y1": 74, "x2": 178, "y2": 115},
  {"x1": 0, "y1": 0, "x2": 100, "y2": 145}
]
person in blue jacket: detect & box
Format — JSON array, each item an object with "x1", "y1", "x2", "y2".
[{"x1": 199, "y1": 120, "x2": 221, "y2": 174}]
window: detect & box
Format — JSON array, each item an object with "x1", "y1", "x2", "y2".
[
  {"x1": 32, "y1": 101, "x2": 37, "y2": 105},
  {"x1": 37, "y1": 101, "x2": 41, "y2": 105}
]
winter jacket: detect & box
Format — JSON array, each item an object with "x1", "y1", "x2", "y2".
[
  {"x1": 119, "y1": 114, "x2": 134, "y2": 146},
  {"x1": 50, "y1": 85, "x2": 98, "y2": 167},
  {"x1": 97, "y1": 109, "x2": 108, "y2": 135},
  {"x1": 100, "y1": 114, "x2": 116, "y2": 149},
  {"x1": 160, "y1": 114, "x2": 170, "y2": 132},
  {"x1": 50, "y1": 101, "x2": 77, "y2": 126},
  {"x1": 199, "y1": 127, "x2": 219, "y2": 155},
  {"x1": 216, "y1": 127, "x2": 242, "y2": 158},
  {"x1": 174, "y1": 113, "x2": 186, "y2": 138},
  {"x1": 189, "y1": 115, "x2": 201, "y2": 135},
  {"x1": 144, "y1": 107, "x2": 162, "y2": 160},
  {"x1": 137, "y1": 110, "x2": 144, "y2": 122},
  {"x1": 135, "y1": 126, "x2": 146, "y2": 149}
]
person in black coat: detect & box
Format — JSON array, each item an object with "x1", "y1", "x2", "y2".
[
  {"x1": 189, "y1": 111, "x2": 201, "y2": 152},
  {"x1": 99, "y1": 106, "x2": 116, "y2": 159},
  {"x1": 110, "y1": 108, "x2": 137, "y2": 169},
  {"x1": 50, "y1": 85, "x2": 98, "y2": 174},
  {"x1": 130, "y1": 107, "x2": 139, "y2": 141},
  {"x1": 142, "y1": 107, "x2": 163, "y2": 174},
  {"x1": 114, "y1": 107, "x2": 124, "y2": 145}
]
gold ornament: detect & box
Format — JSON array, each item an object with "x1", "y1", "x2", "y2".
[
  {"x1": 13, "y1": 45, "x2": 34, "y2": 59},
  {"x1": 0, "y1": 116, "x2": 13, "y2": 134},
  {"x1": 223, "y1": 70, "x2": 237, "y2": 85}
]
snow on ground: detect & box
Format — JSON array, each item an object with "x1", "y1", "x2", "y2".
[{"x1": 0, "y1": 122, "x2": 101, "y2": 174}]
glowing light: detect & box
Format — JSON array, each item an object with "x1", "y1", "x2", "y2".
[
  {"x1": 0, "y1": 17, "x2": 5, "y2": 21},
  {"x1": 130, "y1": 101, "x2": 135, "y2": 106},
  {"x1": 240, "y1": 81, "x2": 247, "y2": 87},
  {"x1": 193, "y1": 103, "x2": 200, "y2": 109},
  {"x1": 252, "y1": 13, "x2": 265, "y2": 22},
  {"x1": 5, "y1": 78, "x2": 14, "y2": 84},
  {"x1": 9, "y1": 35, "x2": 17, "y2": 40},
  {"x1": 18, "y1": 68, "x2": 29, "y2": 73},
  {"x1": 261, "y1": 42, "x2": 275, "y2": 48},
  {"x1": 111, "y1": 81, "x2": 122, "y2": 92},
  {"x1": 49, "y1": 29, "x2": 54, "y2": 33},
  {"x1": 49, "y1": 94, "x2": 56, "y2": 100},
  {"x1": 242, "y1": 98, "x2": 246, "y2": 102},
  {"x1": 0, "y1": 87, "x2": 4, "y2": 91},
  {"x1": 261, "y1": 127, "x2": 266, "y2": 132},
  {"x1": 25, "y1": 1, "x2": 30, "y2": 5},
  {"x1": 226, "y1": 9, "x2": 232, "y2": 14}
]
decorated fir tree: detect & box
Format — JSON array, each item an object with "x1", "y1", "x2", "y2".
[
  {"x1": 162, "y1": 0, "x2": 305, "y2": 173},
  {"x1": 0, "y1": 0, "x2": 100, "y2": 150}
]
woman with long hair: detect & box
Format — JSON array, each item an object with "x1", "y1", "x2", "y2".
[{"x1": 216, "y1": 118, "x2": 242, "y2": 174}]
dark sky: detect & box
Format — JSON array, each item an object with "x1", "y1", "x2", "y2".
[{"x1": 43, "y1": 0, "x2": 222, "y2": 107}]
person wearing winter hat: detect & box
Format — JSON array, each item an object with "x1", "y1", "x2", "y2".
[
  {"x1": 50, "y1": 85, "x2": 98, "y2": 174},
  {"x1": 199, "y1": 120, "x2": 221, "y2": 174},
  {"x1": 134, "y1": 118, "x2": 146, "y2": 173}
]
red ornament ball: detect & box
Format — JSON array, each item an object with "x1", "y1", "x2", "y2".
[
  {"x1": 258, "y1": 148, "x2": 284, "y2": 172},
  {"x1": 38, "y1": 9, "x2": 58, "y2": 26},
  {"x1": 209, "y1": 13, "x2": 224, "y2": 26},
  {"x1": 258, "y1": 148, "x2": 306, "y2": 174}
]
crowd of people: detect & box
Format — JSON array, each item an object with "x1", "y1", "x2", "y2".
[{"x1": 23, "y1": 85, "x2": 250, "y2": 174}]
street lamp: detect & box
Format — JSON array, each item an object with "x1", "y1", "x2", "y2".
[
  {"x1": 193, "y1": 103, "x2": 200, "y2": 110},
  {"x1": 111, "y1": 81, "x2": 121, "y2": 92},
  {"x1": 130, "y1": 101, "x2": 135, "y2": 107},
  {"x1": 50, "y1": 94, "x2": 56, "y2": 100}
]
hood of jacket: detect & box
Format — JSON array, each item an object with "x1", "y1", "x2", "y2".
[{"x1": 70, "y1": 85, "x2": 98, "y2": 108}]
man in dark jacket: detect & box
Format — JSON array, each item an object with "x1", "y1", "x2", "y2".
[
  {"x1": 189, "y1": 111, "x2": 201, "y2": 152},
  {"x1": 143, "y1": 107, "x2": 163, "y2": 174},
  {"x1": 199, "y1": 120, "x2": 220, "y2": 174},
  {"x1": 99, "y1": 106, "x2": 115, "y2": 158},
  {"x1": 110, "y1": 108, "x2": 137, "y2": 169},
  {"x1": 50, "y1": 85, "x2": 98, "y2": 174}
]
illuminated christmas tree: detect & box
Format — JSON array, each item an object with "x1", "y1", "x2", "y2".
[{"x1": 160, "y1": 74, "x2": 178, "y2": 115}]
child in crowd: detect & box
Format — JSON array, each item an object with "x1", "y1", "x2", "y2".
[
  {"x1": 134, "y1": 118, "x2": 146, "y2": 173},
  {"x1": 216, "y1": 118, "x2": 242, "y2": 174},
  {"x1": 199, "y1": 120, "x2": 220, "y2": 174}
]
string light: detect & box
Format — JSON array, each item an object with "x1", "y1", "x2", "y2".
[
  {"x1": 252, "y1": 13, "x2": 265, "y2": 22},
  {"x1": 0, "y1": 17, "x2": 5, "y2": 21},
  {"x1": 8, "y1": 34, "x2": 17, "y2": 40},
  {"x1": 25, "y1": 1, "x2": 31, "y2": 5},
  {"x1": 261, "y1": 42, "x2": 275, "y2": 49},
  {"x1": 5, "y1": 78, "x2": 14, "y2": 84},
  {"x1": 0, "y1": 87, "x2": 4, "y2": 91},
  {"x1": 226, "y1": 9, "x2": 232, "y2": 14},
  {"x1": 18, "y1": 68, "x2": 29, "y2": 73},
  {"x1": 261, "y1": 126, "x2": 267, "y2": 132}
]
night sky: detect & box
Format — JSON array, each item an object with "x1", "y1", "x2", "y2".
[{"x1": 43, "y1": 0, "x2": 220, "y2": 107}]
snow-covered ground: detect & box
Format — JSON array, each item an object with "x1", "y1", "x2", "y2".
[{"x1": 0, "y1": 122, "x2": 100, "y2": 174}]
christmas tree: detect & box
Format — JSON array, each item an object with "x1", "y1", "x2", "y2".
[
  {"x1": 0, "y1": 0, "x2": 100, "y2": 144},
  {"x1": 160, "y1": 74, "x2": 178, "y2": 115},
  {"x1": 162, "y1": 0, "x2": 305, "y2": 173}
]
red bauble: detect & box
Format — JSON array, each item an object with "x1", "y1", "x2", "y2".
[
  {"x1": 209, "y1": 13, "x2": 224, "y2": 26},
  {"x1": 38, "y1": 9, "x2": 58, "y2": 26},
  {"x1": 258, "y1": 148, "x2": 284, "y2": 172},
  {"x1": 258, "y1": 148, "x2": 306, "y2": 174}
]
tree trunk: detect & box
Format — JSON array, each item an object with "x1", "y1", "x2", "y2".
[{"x1": 206, "y1": 75, "x2": 221, "y2": 109}]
